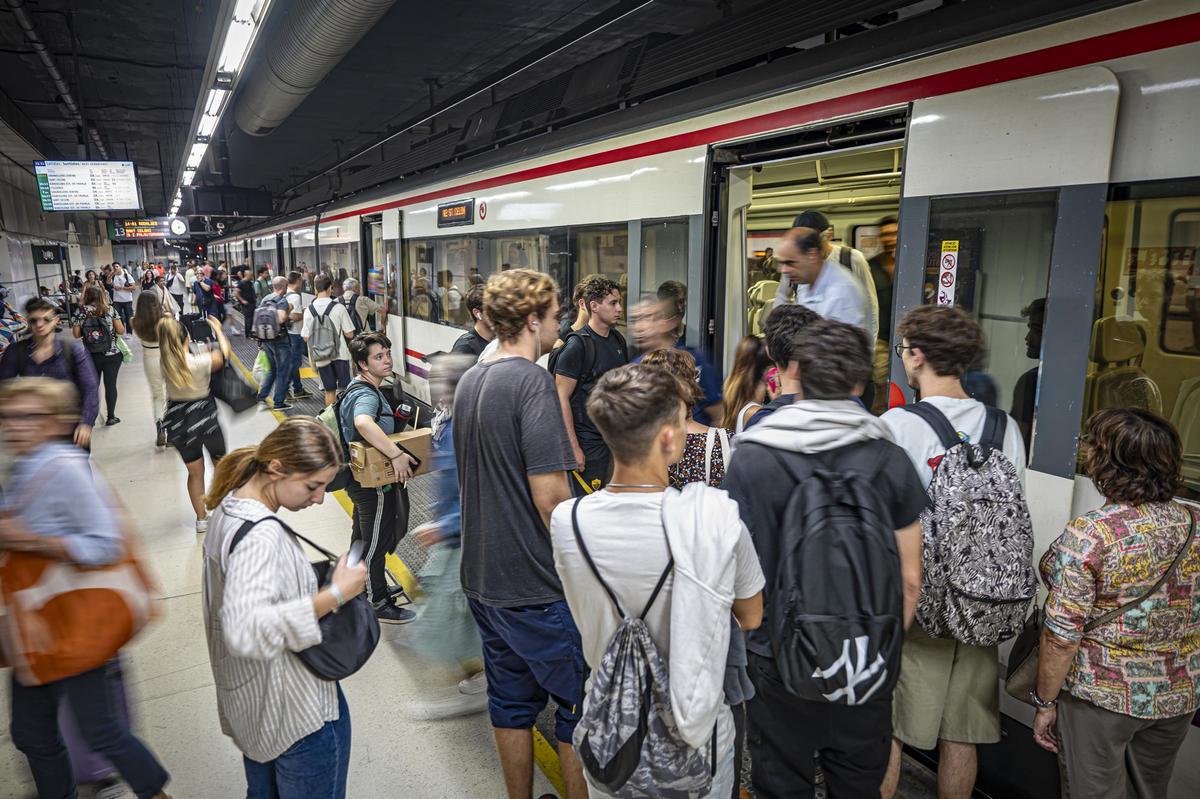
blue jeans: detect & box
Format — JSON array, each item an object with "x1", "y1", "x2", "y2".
[
  {"x1": 10, "y1": 660, "x2": 170, "y2": 799},
  {"x1": 288, "y1": 332, "x2": 305, "y2": 393},
  {"x1": 244, "y1": 686, "x2": 350, "y2": 799},
  {"x1": 257, "y1": 338, "x2": 294, "y2": 405}
]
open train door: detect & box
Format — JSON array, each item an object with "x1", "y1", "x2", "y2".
[{"x1": 893, "y1": 65, "x2": 1121, "y2": 799}]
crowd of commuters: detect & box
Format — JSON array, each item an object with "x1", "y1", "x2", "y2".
[{"x1": 1, "y1": 220, "x2": 1197, "y2": 799}]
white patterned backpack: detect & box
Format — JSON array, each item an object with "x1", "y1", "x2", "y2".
[{"x1": 900, "y1": 403, "x2": 1037, "y2": 646}]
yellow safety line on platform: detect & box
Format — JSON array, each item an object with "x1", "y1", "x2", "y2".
[{"x1": 234, "y1": 348, "x2": 562, "y2": 793}]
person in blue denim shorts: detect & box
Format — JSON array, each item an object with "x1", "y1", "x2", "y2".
[{"x1": 453, "y1": 269, "x2": 588, "y2": 799}]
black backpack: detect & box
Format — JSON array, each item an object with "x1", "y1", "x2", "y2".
[
  {"x1": 766, "y1": 441, "x2": 904, "y2": 704},
  {"x1": 338, "y1": 296, "x2": 364, "y2": 335},
  {"x1": 547, "y1": 327, "x2": 627, "y2": 387},
  {"x1": 80, "y1": 312, "x2": 112, "y2": 354}
]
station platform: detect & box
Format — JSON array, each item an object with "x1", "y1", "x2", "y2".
[{"x1": 0, "y1": 321, "x2": 939, "y2": 798}]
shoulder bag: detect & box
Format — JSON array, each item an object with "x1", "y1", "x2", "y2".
[
  {"x1": 1005, "y1": 507, "x2": 1197, "y2": 704},
  {"x1": 0, "y1": 477, "x2": 157, "y2": 686},
  {"x1": 228, "y1": 516, "x2": 380, "y2": 681},
  {"x1": 210, "y1": 357, "x2": 257, "y2": 413}
]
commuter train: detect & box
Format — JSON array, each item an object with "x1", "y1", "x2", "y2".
[{"x1": 212, "y1": 1, "x2": 1200, "y2": 794}]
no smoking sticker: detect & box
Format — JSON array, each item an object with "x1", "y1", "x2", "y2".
[{"x1": 937, "y1": 240, "x2": 959, "y2": 306}]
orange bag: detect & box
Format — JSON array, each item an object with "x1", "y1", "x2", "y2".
[{"x1": 0, "y1": 506, "x2": 157, "y2": 686}]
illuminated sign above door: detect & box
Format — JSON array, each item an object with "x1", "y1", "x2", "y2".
[{"x1": 437, "y1": 198, "x2": 474, "y2": 228}]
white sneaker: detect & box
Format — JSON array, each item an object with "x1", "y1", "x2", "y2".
[
  {"x1": 195, "y1": 518, "x2": 209, "y2": 534},
  {"x1": 406, "y1": 690, "x2": 487, "y2": 720},
  {"x1": 458, "y1": 671, "x2": 487, "y2": 695}
]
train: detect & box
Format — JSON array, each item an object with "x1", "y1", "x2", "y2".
[{"x1": 211, "y1": 1, "x2": 1200, "y2": 795}]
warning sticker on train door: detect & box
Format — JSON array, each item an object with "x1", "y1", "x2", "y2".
[{"x1": 937, "y1": 240, "x2": 959, "y2": 306}]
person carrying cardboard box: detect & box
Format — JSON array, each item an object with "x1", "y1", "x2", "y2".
[{"x1": 339, "y1": 331, "x2": 416, "y2": 624}]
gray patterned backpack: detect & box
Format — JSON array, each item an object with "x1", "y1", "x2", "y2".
[
  {"x1": 569, "y1": 497, "x2": 716, "y2": 799},
  {"x1": 901, "y1": 403, "x2": 1037, "y2": 646}
]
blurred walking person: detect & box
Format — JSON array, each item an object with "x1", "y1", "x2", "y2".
[
  {"x1": 72, "y1": 284, "x2": 125, "y2": 426},
  {"x1": 0, "y1": 377, "x2": 172, "y2": 799},
  {"x1": 132, "y1": 291, "x2": 175, "y2": 448}
]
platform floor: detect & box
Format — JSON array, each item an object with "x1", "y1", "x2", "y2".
[{"x1": 0, "y1": 322, "x2": 939, "y2": 798}]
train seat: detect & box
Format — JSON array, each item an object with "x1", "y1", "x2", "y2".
[
  {"x1": 747, "y1": 279, "x2": 778, "y2": 335},
  {"x1": 1171, "y1": 376, "x2": 1200, "y2": 486},
  {"x1": 1085, "y1": 317, "x2": 1162, "y2": 414}
]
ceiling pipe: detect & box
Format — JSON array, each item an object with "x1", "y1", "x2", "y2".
[
  {"x1": 233, "y1": 0, "x2": 398, "y2": 137},
  {"x1": 5, "y1": 0, "x2": 108, "y2": 159}
]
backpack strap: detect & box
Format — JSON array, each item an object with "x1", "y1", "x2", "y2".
[
  {"x1": 570, "y1": 495, "x2": 673, "y2": 620},
  {"x1": 229, "y1": 515, "x2": 338, "y2": 562},
  {"x1": 838, "y1": 246, "x2": 853, "y2": 270},
  {"x1": 899, "y1": 402, "x2": 960, "y2": 451},
  {"x1": 704, "y1": 427, "x2": 717, "y2": 486},
  {"x1": 980, "y1": 406, "x2": 1007, "y2": 451}
]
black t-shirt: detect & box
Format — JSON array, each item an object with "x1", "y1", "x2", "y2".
[
  {"x1": 236, "y1": 279, "x2": 256, "y2": 308},
  {"x1": 868, "y1": 253, "x2": 894, "y2": 343},
  {"x1": 722, "y1": 438, "x2": 928, "y2": 658},
  {"x1": 552, "y1": 326, "x2": 628, "y2": 450},
  {"x1": 451, "y1": 327, "x2": 488, "y2": 357},
  {"x1": 453, "y1": 357, "x2": 576, "y2": 607},
  {"x1": 744, "y1": 394, "x2": 797, "y2": 430}
]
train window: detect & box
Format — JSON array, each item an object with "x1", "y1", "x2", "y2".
[
  {"x1": 642, "y1": 217, "x2": 688, "y2": 300},
  {"x1": 1085, "y1": 181, "x2": 1200, "y2": 498},
  {"x1": 924, "y1": 191, "x2": 1057, "y2": 453}
]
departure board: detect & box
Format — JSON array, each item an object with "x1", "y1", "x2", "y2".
[{"x1": 34, "y1": 160, "x2": 141, "y2": 212}]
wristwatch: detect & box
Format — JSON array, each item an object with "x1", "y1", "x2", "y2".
[{"x1": 1030, "y1": 689, "x2": 1058, "y2": 709}]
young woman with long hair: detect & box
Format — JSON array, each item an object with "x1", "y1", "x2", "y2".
[
  {"x1": 132, "y1": 291, "x2": 174, "y2": 447},
  {"x1": 642, "y1": 347, "x2": 730, "y2": 488},
  {"x1": 158, "y1": 315, "x2": 231, "y2": 532},
  {"x1": 202, "y1": 417, "x2": 367, "y2": 798},
  {"x1": 72, "y1": 283, "x2": 126, "y2": 425},
  {"x1": 720, "y1": 335, "x2": 773, "y2": 433}
]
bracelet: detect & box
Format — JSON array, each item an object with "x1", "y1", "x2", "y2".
[
  {"x1": 328, "y1": 583, "x2": 346, "y2": 610},
  {"x1": 1030, "y1": 688, "x2": 1058, "y2": 709}
]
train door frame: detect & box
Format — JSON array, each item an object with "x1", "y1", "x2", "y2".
[{"x1": 703, "y1": 109, "x2": 909, "y2": 372}]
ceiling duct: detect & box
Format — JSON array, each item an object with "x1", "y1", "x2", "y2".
[{"x1": 234, "y1": 0, "x2": 397, "y2": 137}]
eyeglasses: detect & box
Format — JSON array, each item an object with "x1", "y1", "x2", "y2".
[{"x1": 894, "y1": 343, "x2": 916, "y2": 358}]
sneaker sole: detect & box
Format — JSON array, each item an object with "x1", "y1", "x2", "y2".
[{"x1": 376, "y1": 614, "x2": 416, "y2": 625}]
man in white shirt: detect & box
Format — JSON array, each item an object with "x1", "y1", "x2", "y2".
[
  {"x1": 167, "y1": 267, "x2": 186, "y2": 317},
  {"x1": 302, "y1": 273, "x2": 356, "y2": 406},
  {"x1": 879, "y1": 304, "x2": 1026, "y2": 799},
  {"x1": 111, "y1": 263, "x2": 135, "y2": 336},
  {"x1": 285, "y1": 271, "x2": 315, "y2": 400},
  {"x1": 773, "y1": 227, "x2": 869, "y2": 332},
  {"x1": 551, "y1": 364, "x2": 764, "y2": 798}
]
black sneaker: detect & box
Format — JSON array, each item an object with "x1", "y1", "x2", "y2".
[
  {"x1": 105, "y1": 416, "x2": 121, "y2": 426},
  {"x1": 375, "y1": 603, "x2": 416, "y2": 625},
  {"x1": 273, "y1": 401, "x2": 293, "y2": 411},
  {"x1": 386, "y1": 584, "x2": 410, "y2": 602},
  {"x1": 291, "y1": 388, "x2": 315, "y2": 400}
]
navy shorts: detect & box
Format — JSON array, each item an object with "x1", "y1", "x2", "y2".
[
  {"x1": 316, "y1": 359, "x2": 351, "y2": 392},
  {"x1": 468, "y1": 598, "x2": 586, "y2": 743}
]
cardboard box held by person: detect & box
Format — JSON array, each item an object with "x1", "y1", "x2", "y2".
[{"x1": 348, "y1": 428, "x2": 432, "y2": 487}]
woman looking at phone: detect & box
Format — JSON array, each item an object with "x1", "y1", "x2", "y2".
[{"x1": 202, "y1": 417, "x2": 368, "y2": 798}]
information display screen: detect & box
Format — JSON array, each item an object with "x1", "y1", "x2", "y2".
[
  {"x1": 107, "y1": 217, "x2": 190, "y2": 240},
  {"x1": 437, "y1": 198, "x2": 474, "y2": 228},
  {"x1": 34, "y1": 160, "x2": 142, "y2": 212}
]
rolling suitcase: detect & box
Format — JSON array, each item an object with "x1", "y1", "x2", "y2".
[{"x1": 58, "y1": 658, "x2": 130, "y2": 784}]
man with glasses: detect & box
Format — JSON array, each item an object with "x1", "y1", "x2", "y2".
[{"x1": 0, "y1": 297, "x2": 99, "y2": 448}]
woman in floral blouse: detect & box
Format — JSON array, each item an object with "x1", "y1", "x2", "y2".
[
  {"x1": 1034, "y1": 408, "x2": 1199, "y2": 798},
  {"x1": 641, "y1": 347, "x2": 730, "y2": 488}
]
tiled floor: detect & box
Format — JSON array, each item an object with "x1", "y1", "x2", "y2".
[{"x1": 0, "y1": 330, "x2": 553, "y2": 798}]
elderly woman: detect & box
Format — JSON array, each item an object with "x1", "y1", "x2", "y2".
[
  {"x1": 1034, "y1": 407, "x2": 1199, "y2": 798},
  {"x1": 0, "y1": 377, "x2": 172, "y2": 799}
]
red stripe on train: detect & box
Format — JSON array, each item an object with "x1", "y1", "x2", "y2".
[{"x1": 322, "y1": 11, "x2": 1200, "y2": 224}]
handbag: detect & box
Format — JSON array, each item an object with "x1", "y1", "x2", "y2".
[
  {"x1": 228, "y1": 517, "x2": 380, "y2": 681},
  {"x1": 210, "y1": 361, "x2": 257, "y2": 413},
  {"x1": 115, "y1": 335, "x2": 133, "y2": 364},
  {"x1": 1005, "y1": 508, "x2": 1197, "y2": 705},
  {"x1": 0, "y1": 491, "x2": 157, "y2": 686}
]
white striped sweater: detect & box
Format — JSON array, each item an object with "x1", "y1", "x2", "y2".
[{"x1": 202, "y1": 495, "x2": 339, "y2": 762}]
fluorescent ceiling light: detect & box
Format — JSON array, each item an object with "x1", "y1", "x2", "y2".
[
  {"x1": 234, "y1": 0, "x2": 263, "y2": 21},
  {"x1": 204, "y1": 89, "x2": 229, "y2": 117},
  {"x1": 198, "y1": 114, "x2": 220, "y2": 138},
  {"x1": 218, "y1": 20, "x2": 255, "y2": 74},
  {"x1": 186, "y1": 142, "x2": 208, "y2": 170},
  {"x1": 182, "y1": 169, "x2": 196, "y2": 186}
]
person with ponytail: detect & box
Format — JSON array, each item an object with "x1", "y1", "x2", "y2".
[
  {"x1": 158, "y1": 315, "x2": 231, "y2": 533},
  {"x1": 202, "y1": 417, "x2": 367, "y2": 798},
  {"x1": 132, "y1": 291, "x2": 174, "y2": 447}
]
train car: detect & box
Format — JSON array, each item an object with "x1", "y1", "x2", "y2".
[{"x1": 212, "y1": 1, "x2": 1200, "y2": 794}]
